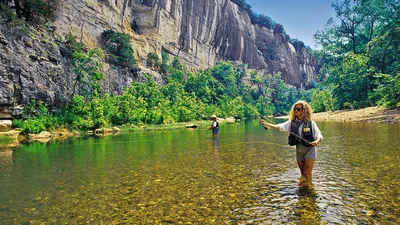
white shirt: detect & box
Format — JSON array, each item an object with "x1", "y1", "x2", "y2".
[{"x1": 277, "y1": 120, "x2": 323, "y2": 141}]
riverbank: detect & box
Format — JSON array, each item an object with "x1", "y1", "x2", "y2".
[
  {"x1": 0, "y1": 118, "x2": 230, "y2": 148},
  {"x1": 312, "y1": 106, "x2": 400, "y2": 124},
  {"x1": 275, "y1": 106, "x2": 400, "y2": 124}
]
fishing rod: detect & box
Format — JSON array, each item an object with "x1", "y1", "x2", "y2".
[
  {"x1": 212, "y1": 77, "x2": 313, "y2": 145},
  {"x1": 212, "y1": 77, "x2": 274, "y2": 123}
]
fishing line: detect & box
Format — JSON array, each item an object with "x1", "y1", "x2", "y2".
[
  {"x1": 224, "y1": 141, "x2": 290, "y2": 148},
  {"x1": 221, "y1": 141, "x2": 290, "y2": 161},
  {"x1": 212, "y1": 76, "x2": 312, "y2": 145},
  {"x1": 212, "y1": 77, "x2": 274, "y2": 123}
]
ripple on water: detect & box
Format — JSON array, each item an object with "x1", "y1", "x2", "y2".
[
  {"x1": 232, "y1": 169, "x2": 320, "y2": 224},
  {"x1": 232, "y1": 161, "x2": 380, "y2": 225}
]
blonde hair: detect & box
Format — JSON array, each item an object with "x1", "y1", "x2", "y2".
[{"x1": 288, "y1": 100, "x2": 313, "y2": 122}]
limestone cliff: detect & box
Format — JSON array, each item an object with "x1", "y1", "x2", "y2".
[
  {"x1": 53, "y1": 0, "x2": 317, "y2": 85},
  {"x1": 0, "y1": 0, "x2": 318, "y2": 118}
]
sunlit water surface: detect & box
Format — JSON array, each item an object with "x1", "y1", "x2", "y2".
[{"x1": 0, "y1": 120, "x2": 399, "y2": 224}]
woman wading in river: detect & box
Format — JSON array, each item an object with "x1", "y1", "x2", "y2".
[{"x1": 260, "y1": 100, "x2": 323, "y2": 187}]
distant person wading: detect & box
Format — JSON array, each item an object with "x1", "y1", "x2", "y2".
[
  {"x1": 208, "y1": 114, "x2": 219, "y2": 138},
  {"x1": 260, "y1": 100, "x2": 323, "y2": 187}
]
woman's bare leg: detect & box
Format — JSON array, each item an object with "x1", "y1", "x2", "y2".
[
  {"x1": 297, "y1": 160, "x2": 306, "y2": 183},
  {"x1": 297, "y1": 160, "x2": 305, "y2": 176},
  {"x1": 303, "y1": 158, "x2": 315, "y2": 185}
]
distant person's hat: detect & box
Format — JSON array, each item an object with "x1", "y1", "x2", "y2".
[{"x1": 210, "y1": 114, "x2": 217, "y2": 119}]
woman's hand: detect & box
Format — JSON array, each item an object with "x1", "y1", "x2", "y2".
[
  {"x1": 311, "y1": 138, "x2": 322, "y2": 147},
  {"x1": 260, "y1": 119, "x2": 279, "y2": 130},
  {"x1": 259, "y1": 119, "x2": 268, "y2": 127}
]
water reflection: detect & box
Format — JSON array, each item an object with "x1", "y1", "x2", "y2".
[
  {"x1": 213, "y1": 138, "x2": 219, "y2": 151},
  {"x1": 0, "y1": 149, "x2": 13, "y2": 174},
  {"x1": 296, "y1": 186, "x2": 321, "y2": 224}
]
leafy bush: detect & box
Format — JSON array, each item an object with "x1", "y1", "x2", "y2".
[
  {"x1": 12, "y1": 119, "x2": 24, "y2": 129},
  {"x1": 65, "y1": 32, "x2": 86, "y2": 54},
  {"x1": 273, "y1": 23, "x2": 284, "y2": 34},
  {"x1": 1, "y1": 0, "x2": 57, "y2": 22},
  {"x1": 0, "y1": 3, "x2": 19, "y2": 23},
  {"x1": 147, "y1": 53, "x2": 160, "y2": 71},
  {"x1": 256, "y1": 15, "x2": 274, "y2": 29},
  {"x1": 20, "y1": 119, "x2": 46, "y2": 134},
  {"x1": 290, "y1": 39, "x2": 305, "y2": 50},
  {"x1": 25, "y1": 0, "x2": 57, "y2": 21},
  {"x1": 374, "y1": 73, "x2": 400, "y2": 108},
  {"x1": 101, "y1": 30, "x2": 136, "y2": 69},
  {"x1": 159, "y1": 51, "x2": 170, "y2": 74}
]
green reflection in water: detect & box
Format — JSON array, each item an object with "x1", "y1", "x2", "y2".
[{"x1": 0, "y1": 121, "x2": 399, "y2": 224}]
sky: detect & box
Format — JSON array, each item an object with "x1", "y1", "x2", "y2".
[{"x1": 245, "y1": 0, "x2": 336, "y2": 49}]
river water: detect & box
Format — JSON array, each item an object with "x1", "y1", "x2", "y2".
[{"x1": 0, "y1": 120, "x2": 399, "y2": 224}]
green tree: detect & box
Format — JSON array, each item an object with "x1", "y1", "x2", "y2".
[
  {"x1": 101, "y1": 30, "x2": 136, "y2": 69},
  {"x1": 373, "y1": 73, "x2": 400, "y2": 108},
  {"x1": 127, "y1": 75, "x2": 165, "y2": 124},
  {"x1": 71, "y1": 48, "x2": 106, "y2": 103},
  {"x1": 311, "y1": 89, "x2": 334, "y2": 112},
  {"x1": 313, "y1": 0, "x2": 399, "y2": 110},
  {"x1": 367, "y1": 10, "x2": 400, "y2": 75},
  {"x1": 271, "y1": 73, "x2": 290, "y2": 115},
  {"x1": 327, "y1": 53, "x2": 374, "y2": 109},
  {"x1": 315, "y1": 0, "x2": 368, "y2": 55},
  {"x1": 259, "y1": 73, "x2": 291, "y2": 115},
  {"x1": 211, "y1": 61, "x2": 236, "y2": 92},
  {"x1": 185, "y1": 69, "x2": 218, "y2": 104},
  {"x1": 170, "y1": 91, "x2": 200, "y2": 122},
  {"x1": 2, "y1": 0, "x2": 57, "y2": 22}
]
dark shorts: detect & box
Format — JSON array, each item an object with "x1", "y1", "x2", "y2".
[{"x1": 212, "y1": 127, "x2": 219, "y2": 135}]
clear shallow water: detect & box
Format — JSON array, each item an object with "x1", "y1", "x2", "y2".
[{"x1": 0, "y1": 120, "x2": 399, "y2": 224}]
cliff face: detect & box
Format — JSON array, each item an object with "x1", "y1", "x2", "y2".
[
  {"x1": 0, "y1": 0, "x2": 318, "y2": 118},
  {"x1": 53, "y1": 0, "x2": 317, "y2": 84}
]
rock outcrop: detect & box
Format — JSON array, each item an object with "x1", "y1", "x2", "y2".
[
  {"x1": 0, "y1": 0, "x2": 318, "y2": 118},
  {"x1": 53, "y1": 0, "x2": 318, "y2": 85}
]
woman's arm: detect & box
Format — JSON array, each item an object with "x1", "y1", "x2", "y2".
[
  {"x1": 260, "y1": 119, "x2": 290, "y2": 131},
  {"x1": 260, "y1": 120, "x2": 279, "y2": 130}
]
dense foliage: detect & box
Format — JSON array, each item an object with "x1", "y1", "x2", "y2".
[
  {"x1": 0, "y1": 0, "x2": 56, "y2": 22},
  {"x1": 314, "y1": 0, "x2": 400, "y2": 109},
  {"x1": 101, "y1": 30, "x2": 136, "y2": 69},
  {"x1": 230, "y1": 0, "x2": 288, "y2": 36}
]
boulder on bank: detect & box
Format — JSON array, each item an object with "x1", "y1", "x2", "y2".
[
  {"x1": 225, "y1": 117, "x2": 236, "y2": 123},
  {"x1": 95, "y1": 128, "x2": 119, "y2": 135},
  {"x1": 29, "y1": 131, "x2": 51, "y2": 143},
  {"x1": 0, "y1": 130, "x2": 20, "y2": 139},
  {"x1": 0, "y1": 120, "x2": 12, "y2": 132},
  {"x1": 186, "y1": 124, "x2": 197, "y2": 128}
]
